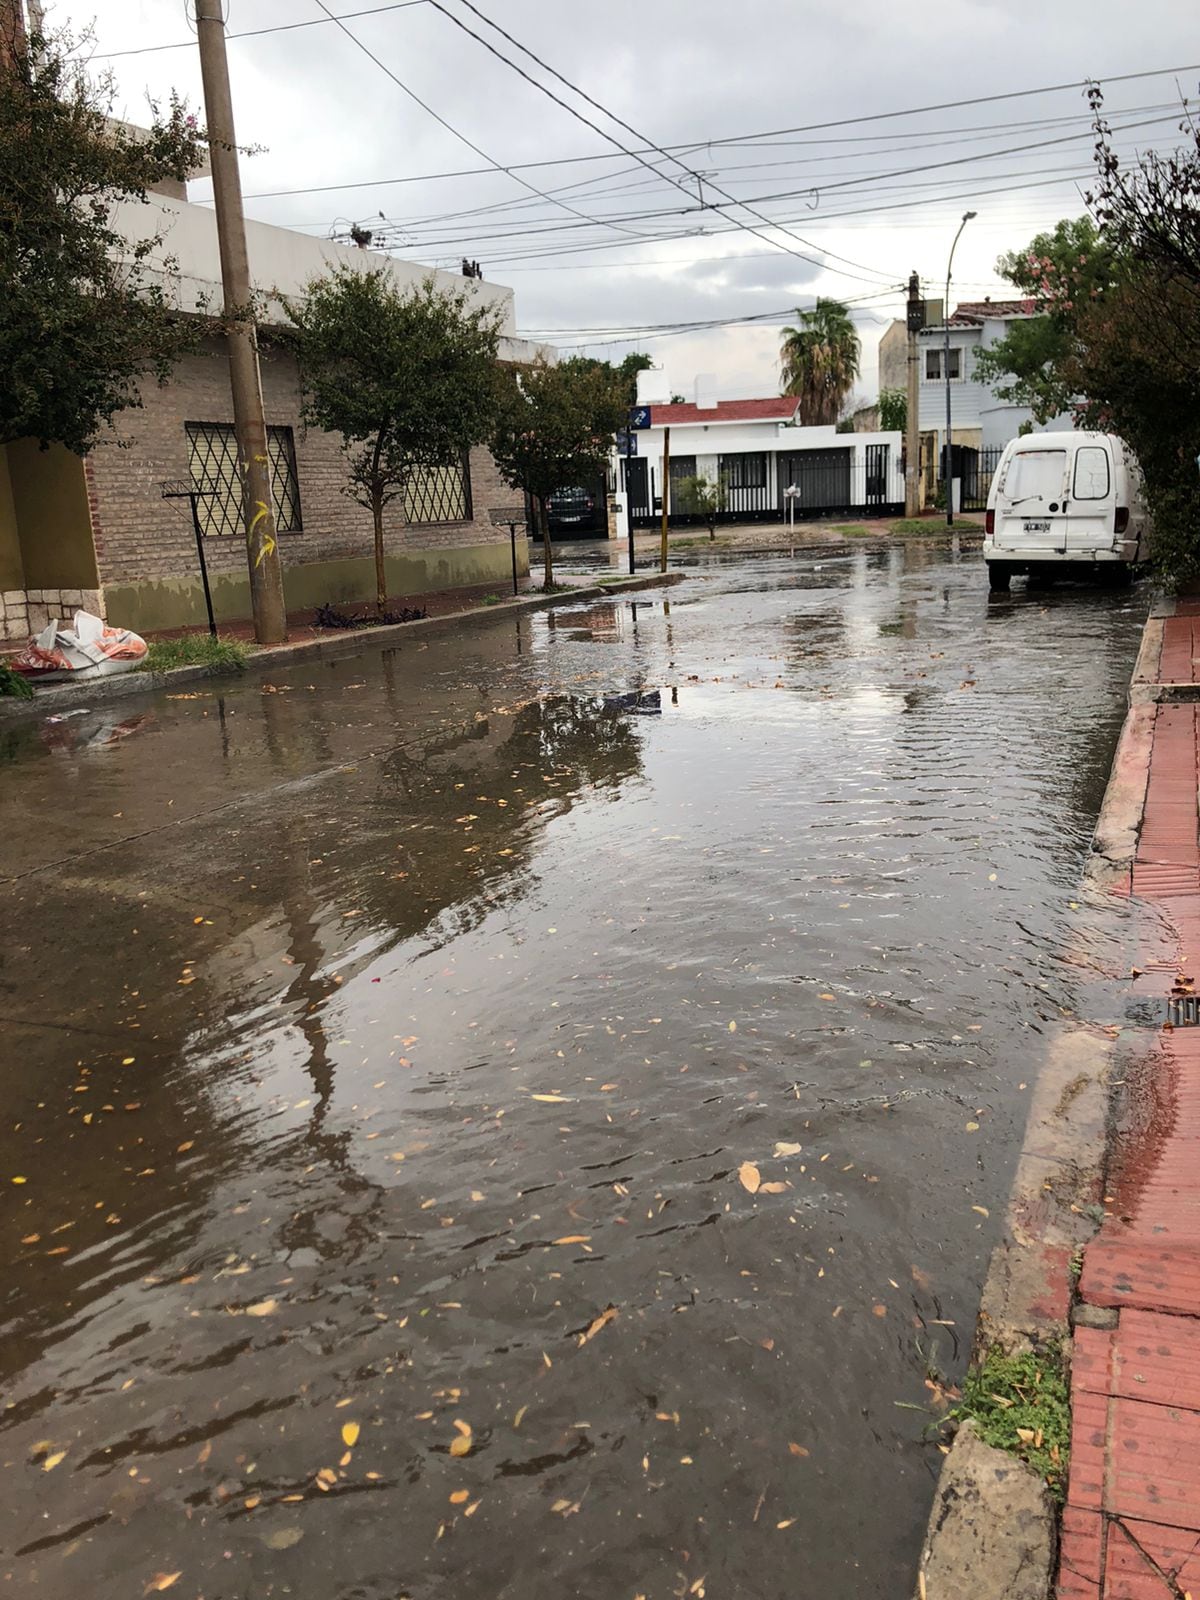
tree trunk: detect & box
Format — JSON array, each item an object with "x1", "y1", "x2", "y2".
[
  {"x1": 539, "y1": 496, "x2": 554, "y2": 589},
  {"x1": 372, "y1": 490, "x2": 386, "y2": 616},
  {"x1": 708, "y1": 517, "x2": 716, "y2": 540}
]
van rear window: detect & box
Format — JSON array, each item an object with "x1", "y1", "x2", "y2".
[
  {"x1": 1073, "y1": 446, "x2": 1111, "y2": 500},
  {"x1": 1003, "y1": 450, "x2": 1066, "y2": 504}
]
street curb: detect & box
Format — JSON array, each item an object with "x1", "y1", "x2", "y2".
[
  {"x1": 914, "y1": 602, "x2": 1164, "y2": 1600},
  {"x1": 0, "y1": 570, "x2": 685, "y2": 722}
]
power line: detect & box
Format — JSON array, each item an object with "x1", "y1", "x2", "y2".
[
  {"x1": 92, "y1": 0, "x2": 429, "y2": 58},
  {"x1": 234, "y1": 75, "x2": 1194, "y2": 203},
  {"x1": 425, "y1": 0, "x2": 896, "y2": 285},
  {"x1": 307, "y1": 0, "x2": 648, "y2": 246}
]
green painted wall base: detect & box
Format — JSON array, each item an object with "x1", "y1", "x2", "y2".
[{"x1": 104, "y1": 540, "x2": 529, "y2": 633}]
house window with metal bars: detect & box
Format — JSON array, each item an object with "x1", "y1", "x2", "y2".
[
  {"x1": 185, "y1": 422, "x2": 302, "y2": 538},
  {"x1": 404, "y1": 456, "x2": 473, "y2": 524}
]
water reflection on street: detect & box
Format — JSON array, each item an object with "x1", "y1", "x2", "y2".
[{"x1": 0, "y1": 546, "x2": 1144, "y2": 1598}]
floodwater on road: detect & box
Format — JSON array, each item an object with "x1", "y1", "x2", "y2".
[{"x1": 0, "y1": 547, "x2": 1145, "y2": 1599}]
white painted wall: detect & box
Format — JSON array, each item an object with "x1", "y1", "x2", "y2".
[{"x1": 108, "y1": 192, "x2": 547, "y2": 364}]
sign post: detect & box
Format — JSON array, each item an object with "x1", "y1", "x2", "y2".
[{"x1": 628, "y1": 405, "x2": 651, "y2": 575}]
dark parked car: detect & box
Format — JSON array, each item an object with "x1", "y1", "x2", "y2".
[{"x1": 546, "y1": 485, "x2": 600, "y2": 534}]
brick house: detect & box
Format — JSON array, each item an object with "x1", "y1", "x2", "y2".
[{"x1": 1, "y1": 191, "x2": 545, "y2": 639}]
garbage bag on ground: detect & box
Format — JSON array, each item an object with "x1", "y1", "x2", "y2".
[{"x1": 9, "y1": 611, "x2": 147, "y2": 683}]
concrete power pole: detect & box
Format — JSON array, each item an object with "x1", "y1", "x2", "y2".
[
  {"x1": 194, "y1": 0, "x2": 288, "y2": 644},
  {"x1": 904, "y1": 270, "x2": 922, "y2": 518}
]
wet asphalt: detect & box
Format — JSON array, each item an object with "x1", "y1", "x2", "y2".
[{"x1": 0, "y1": 544, "x2": 1146, "y2": 1598}]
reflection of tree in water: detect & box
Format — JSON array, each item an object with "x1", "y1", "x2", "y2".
[{"x1": 270, "y1": 694, "x2": 644, "y2": 1257}]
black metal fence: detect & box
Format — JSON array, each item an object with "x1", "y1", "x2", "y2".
[
  {"x1": 945, "y1": 444, "x2": 1004, "y2": 512},
  {"x1": 625, "y1": 445, "x2": 902, "y2": 527}
]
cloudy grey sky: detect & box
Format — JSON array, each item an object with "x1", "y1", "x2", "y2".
[{"x1": 86, "y1": 0, "x2": 1198, "y2": 403}]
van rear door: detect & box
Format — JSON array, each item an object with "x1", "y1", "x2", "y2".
[
  {"x1": 1064, "y1": 441, "x2": 1117, "y2": 552},
  {"x1": 993, "y1": 447, "x2": 1068, "y2": 553}
]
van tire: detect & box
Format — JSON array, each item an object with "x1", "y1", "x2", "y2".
[
  {"x1": 986, "y1": 561, "x2": 1012, "y2": 592},
  {"x1": 1098, "y1": 564, "x2": 1133, "y2": 589}
]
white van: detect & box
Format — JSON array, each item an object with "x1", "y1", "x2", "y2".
[{"x1": 983, "y1": 431, "x2": 1149, "y2": 590}]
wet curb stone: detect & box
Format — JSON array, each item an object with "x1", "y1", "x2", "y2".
[
  {"x1": 0, "y1": 571, "x2": 685, "y2": 722},
  {"x1": 914, "y1": 600, "x2": 1167, "y2": 1600}
]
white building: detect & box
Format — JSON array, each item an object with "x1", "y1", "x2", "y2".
[{"x1": 612, "y1": 373, "x2": 903, "y2": 536}]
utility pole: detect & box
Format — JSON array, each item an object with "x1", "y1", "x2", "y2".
[
  {"x1": 195, "y1": 0, "x2": 288, "y2": 644},
  {"x1": 904, "y1": 270, "x2": 922, "y2": 518},
  {"x1": 660, "y1": 425, "x2": 670, "y2": 573}
]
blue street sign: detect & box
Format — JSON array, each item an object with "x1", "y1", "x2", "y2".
[{"x1": 629, "y1": 406, "x2": 652, "y2": 429}]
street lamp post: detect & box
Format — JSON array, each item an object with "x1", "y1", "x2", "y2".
[{"x1": 944, "y1": 210, "x2": 976, "y2": 528}]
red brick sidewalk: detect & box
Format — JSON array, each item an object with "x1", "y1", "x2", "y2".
[{"x1": 1059, "y1": 607, "x2": 1200, "y2": 1596}]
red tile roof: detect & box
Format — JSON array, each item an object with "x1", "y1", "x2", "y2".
[
  {"x1": 648, "y1": 397, "x2": 801, "y2": 425},
  {"x1": 948, "y1": 298, "x2": 1038, "y2": 325}
]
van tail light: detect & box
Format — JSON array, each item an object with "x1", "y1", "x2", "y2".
[
  {"x1": 1115, "y1": 506, "x2": 1129, "y2": 534},
  {"x1": 985, "y1": 509, "x2": 995, "y2": 536}
]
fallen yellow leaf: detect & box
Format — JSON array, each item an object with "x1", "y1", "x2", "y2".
[
  {"x1": 449, "y1": 1420, "x2": 472, "y2": 1458},
  {"x1": 531, "y1": 1094, "x2": 568, "y2": 1103},
  {"x1": 245, "y1": 1299, "x2": 278, "y2": 1317},
  {"x1": 579, "y1": 1305, "x2": 618, "y2": 1346},
  {"x1": 449, "y1": 1489, "x2": 469, "y2": 1505},
  {"x1": 738, "y1": 1162, "x2": 761, "y2": 1194},
  {"x1": 758, "y1": 1181, "x2": 789, "y2": 1194},
  {"x1": 42, "y1": 1450, "x2": 66, "y2": 1472},
  {"x1": 341, "y1": 1422, "x2": 360, "y2": 1448},
  {"x1": 553, "y1": 1235, "x2": 590, "y2": 1246},
  {"x1": 144, "y1": 1576, "x2": 181, "y2": 1595}
]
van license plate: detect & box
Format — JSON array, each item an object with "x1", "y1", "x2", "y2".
[{"x1": 1023, "y1": 519, "x2": 1051, "y2": 533}]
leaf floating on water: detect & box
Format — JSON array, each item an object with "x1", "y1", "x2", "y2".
[
  {"x1": 513, "y1": 1405, "x2": 528, "y2": 1429},
  {"x1": 965, "y1": 1121, "x2": 980, "y2": 1133},
  {"x1": 579, "y1": 1305, "x2": 619, "y2": 1346},
  {"x1": 42, "y1": 1450, "x2": 66, "y2": 1472},
  {"x1": 777, "y1": 1519, "x2": 795, "y2": 1530},
  {"x1": 553, "y1": 1235, "x2": 590, "y2": 1246},
  {"x1": 464, "y1": 1499, "x2": 481, "y2": 1516},
  {"x1": 144, "y1": 1576, "x2": 182, "y2": 1594},
  {"x1": 245, "y1": 1299, "x2": 278, "y2": 1317},
  {"x1": 728, "y1": 1021, "x2": 737, "y2": 1032},
  {"x1": 774, "y1": 1142, "x2": 803, "y2": 1158},
  {"x1": 971, "y1": 1205, "x2": 990, "y2": 1218},
  {"x1": 531, "y1": 1094, "x2": 569, "y2": 1104},
  {"x1": 341, "y1": 1422, "x2": 360, "y2": 1448},
  {"x1": 264, "y1": 1528, "x2": 304, "y2": 1550},
  {"x1": 738, "y1": 1162, "x2": 761, "y2": 1194},
  {"x1": 449, "y1": 1420, "x2": 473, "y2": 1458},
  {"x1": 872, "y1": 1304, "x2": 888, "y2": 1318},
  {"x1": 449, "y1": 1489, "x2": 469, "y2": 1505},
  {"x1": 788, "y1": 1442, "x2": 809, "y2": 1457},
  {"x1": 758, "y1": 1181, "x2": 789, "y2": 1195}
]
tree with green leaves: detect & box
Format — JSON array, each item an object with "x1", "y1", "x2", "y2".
[
  {"x1": 0, "y1": 23, "x2": 204, "y2": 452},
  {"x1": 878, "y1": 388, "x2": 906, "y2": 433},
  {"x1": 675, "y1": 473, "x2": 726, "y2": 539},
  {"x1": 287, "y1": 266, "x2": 502, "y2": 613},
  {"x1": 973, "y1": 216, "x2": 1117, "y2": 424},
  {"x1": 489, "y1": 356, "x2": 626, "y2": 589},
  {"x1": 565, "y1": 351, "x2": 653, "y2": 409},
  {"x1": 779, "y1": 299, "x2": 861, "y2": 424}
]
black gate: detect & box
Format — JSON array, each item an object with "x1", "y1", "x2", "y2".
[
  {"x1": 958, "y1": 445, "x2": 1004, "y2": 512},
  {"x1": 778, "y1": 448, "x2": 853, "y2": 515},
  {"x1": 864, "y1": 443, "x2": 889, "y2": 508},
  {"x1": 623, "y1": 457, "x2": 650, "y2": 522}
]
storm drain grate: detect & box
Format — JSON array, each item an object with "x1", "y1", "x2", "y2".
[{"x1": 1167, "y1": 994, "x2": 1200, "y2": 1027}]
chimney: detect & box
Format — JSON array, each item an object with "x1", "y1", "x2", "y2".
[
  {"x1": 636, "y1": 366, "x2": 671, "y2": 407},
  {"x1": 694, "y1": 373, "x2": 717, "y2": 410}
]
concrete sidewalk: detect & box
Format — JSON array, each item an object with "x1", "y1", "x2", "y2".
[{"x1": 1059, "y1": 602, "x2": 1200, "y2": 1597}]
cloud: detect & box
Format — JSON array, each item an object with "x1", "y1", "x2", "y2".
[{"x1": 98, "y1": 0, "x2": 1196, "y2": 399}]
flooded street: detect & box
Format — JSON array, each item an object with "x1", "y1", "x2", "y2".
[{"x1": 1, "y1": 547, "x2": 1145, "y2": 1599}]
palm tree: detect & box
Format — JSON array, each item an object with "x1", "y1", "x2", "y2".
[{"x1": 779, "y1": 299, "x2": 861, "y2": 424}]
